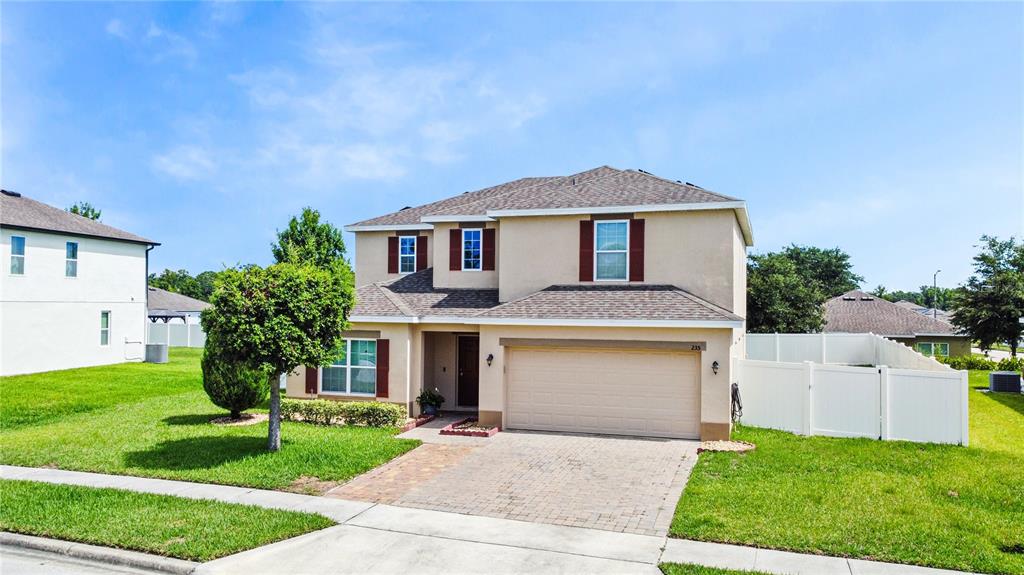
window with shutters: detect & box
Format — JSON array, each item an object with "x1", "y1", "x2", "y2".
[
  {"x1": 594, "y1": 220, "x2": 628, "y2": 280},
  {"x1": 321, "y1": 339, "x2": 377, "y2": 395},
  {"x1": 399, "y1": 236, "x2": 416, "y2": 274},
  {"x1": 462, "y1": 229, "x2": 482, "y2": 271}
]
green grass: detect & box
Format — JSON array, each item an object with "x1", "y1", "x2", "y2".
[
  {"x1": 671, "y1": 370, "x2": 1024, "y2": 575},
  {"x1": 661, "y1": 565, "x2": 768, "y2": 575},
  {"x1": 0, "y1": 349, "x2": 203, "y2": 430},
  {"x1": 0, "y1": 350, "x2": 420, "y2": 491},
  {"x1": 0, "y1": 480, "x2": 333, "y2": 561}
]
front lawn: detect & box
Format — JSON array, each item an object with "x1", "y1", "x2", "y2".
[
  {"x1": 661, "y1": 565, "x2": 767, "y2": 575},
  {"x1": 672, "y1": 370, "x2": 1024, "y2": 575},
  {"x1": 0, "y1": 350, "x2": 420, "y2": 492},
  {"x1": 0, "y1": 480, "x2": 333, "y2": 561}
]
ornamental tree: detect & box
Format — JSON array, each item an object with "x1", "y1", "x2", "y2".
[
  {"x1": 951, "y1": 236, "x2": 1024, "y2": 357},
  {"x1": 747, "y1": 252, "x2": 826, "y2": 333},
  {"x1": 272, "y1": 207, "x2": 348, "y2": 269},
  {"x1": 201, "y1": 262, "x2": 354, "y2": 451}
]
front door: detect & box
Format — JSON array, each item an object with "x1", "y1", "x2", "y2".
[{"x1": 457, "y1": 335, "x2": 480, "y2": 408}]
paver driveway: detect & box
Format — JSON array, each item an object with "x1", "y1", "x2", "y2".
[{"x1": 328, "y1": 420, "x2": 699, "y2": 537}]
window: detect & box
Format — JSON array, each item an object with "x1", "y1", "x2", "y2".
[
  {"x1": 915, "y1": 342, "x2": 950, "y2": 357},
  {"x1": 462, "y1": 229, "x2": 482, "y2": 271},
  {"x1": 399, "y1": 236, "x2": 416, "y2": 274},
  {"x1": 322, "y1": 339, "x2": 377, "y2": 395},
  {"x1": 595, "y1": 221, "x2": 628, "y2": 280},
  {"x1": 10, "y1": 236, "x2": 25, "y2": 275},
  {"x1": 66, "y1": 242, "x2": 78, "y2": 277},
  {"x1": 100, "y1": 311, "x2": 110, "y2": 346}
]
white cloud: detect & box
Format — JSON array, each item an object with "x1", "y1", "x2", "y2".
[
  {"x1": 151, "y1": 146, "x2": 216, "y2": 180},
  {"x1": 146, "y1": 23, "x2": 197, "y2": 65},
  {"x1": 105, "y1": 19, "x2": 128, "y2": 40}
]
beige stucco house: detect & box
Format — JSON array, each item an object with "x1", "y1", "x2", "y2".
[{"x1": 286, "y1": 166, "x2": 753, "y2": 440}]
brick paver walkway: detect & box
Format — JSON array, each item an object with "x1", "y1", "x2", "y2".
[{"x1": 325, "y1": 444, "x2": 475, "y2": 504}]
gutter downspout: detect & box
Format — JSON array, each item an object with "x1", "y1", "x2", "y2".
[{"x1": 145, "y1": 244, "x2": 155, "y2": 346}]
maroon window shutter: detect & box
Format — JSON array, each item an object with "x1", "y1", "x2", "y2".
[
  {"x1": 375, "y1": 339, "x2": 390, "y2": 398},
  {"x1": 416, "y1": 236, "x2": 428, "y2": 271},
  {"x1": 387, "y1": 236, "x2": 399, "y2": 274},
  {"x1": 482, "y1": 228, "x2": 496, "y2": 271},
  {"x1": 449, "y1": 229, "x2": 461, "y2": 271},
  {"x1": 629, "y1": 218, "x2": 645, "y2": 282},
  {"x1": 579, "y1": 220, "x2": 594, "y2": 282},
  {"x1": 304, "y1": 366, "x2": 318, "y2": 394}
]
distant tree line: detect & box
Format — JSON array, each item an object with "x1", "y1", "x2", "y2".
[
  {"x1": 868, "y1": 285, "x2": 956, "y2": 310},
  {"x1": 148, "y1": 269, "x2": 221, "y2": 302}
]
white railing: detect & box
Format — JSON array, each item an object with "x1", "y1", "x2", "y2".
[
  {"x1": 737, "y1": 358, "x2": 968, "y2": 445},
  {"x1": 148, "y1": 323, "x2": 206, "y2": 348},
  {"x1": 746, "y1": 333, "x2": 950, "y2": 372}
]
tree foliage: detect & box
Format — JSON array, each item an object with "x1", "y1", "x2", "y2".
[
  {"x1": 950, "y1": 236, "x2": 1024, "y2": 357},
  {"x1": 271, "y1": 207, "x2": 348, "y2": 269},
  {"x1": 872, "y1": 285, "x2": 956, "y2": 310},
  {"x1": 149, "y1": 269, "x2": 219, "y2": 301},
  {"x1": 747, "y1": 253, "x2": 826, "y2": 333},
  {"x1": 201, "y1": 345, "x2": 269, "y2": 419},
  {"x1": 67, "y1": 202, "x2": 102, "y2": 221},
  {"x1": 779, "y1": 245, "x2": 863, "y2": 298}
]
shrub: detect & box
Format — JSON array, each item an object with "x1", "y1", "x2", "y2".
[
  {"x1": 996, "y1": 357, "x2": 1024, "y2": 373},
  {"x1": 280, "y1": 399, "x2": 406, "y2": 427},
  {"x1": 936, "y1": 354, "x2": 996, "y2": 371},
  {"x1": 201, "y1": 348, "x2": 270, "y2": 419}
]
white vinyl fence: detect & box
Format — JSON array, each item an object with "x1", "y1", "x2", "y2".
[
  {"x1": 746, "y1": 333, "x2": 949, "y2": 371},
  {"x1": 737, "y1": 359, "x2": 969, "y2": 445},
  {"x1": 148, "y1": 323, "x2": 206, "y2": 348}
]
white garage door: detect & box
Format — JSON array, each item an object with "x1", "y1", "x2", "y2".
[{"x1": 506, "y1": 346, "x2": 700, "y2": 439}]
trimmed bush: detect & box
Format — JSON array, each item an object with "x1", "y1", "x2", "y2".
[
  {"x1": 201, "y1": 349, "x2": 270, "y2": 419},
  {"x1": 936, "y1": 354, "x2": 996, "y2": 371},
  {"x1": 996, "y1": 357, "x2": 1024, "y2": 373},
  {"x1": 280, "y1": 399, "x2": 406, "y2": 427}
]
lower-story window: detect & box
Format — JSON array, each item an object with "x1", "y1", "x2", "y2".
[
  {"x1": 100, "y1": 311, "x2": 110, "y2": 346},
  {"x1": 322, "y1": 339, "x2": 377, "y2": 395},
  {"x1": 916, "y1": 342, "x2": 949, "y2": 357}
]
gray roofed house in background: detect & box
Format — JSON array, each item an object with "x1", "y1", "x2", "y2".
[
  {"x1": 824, "y1": 290, "x2": 960, "y2": 337},
  {"x1": 147, "y1": 287, "x2": 211, "y2": 314},
  {"x1": 894, "y1": 300, "x2": 953, "y2": 324},
  {"x1": 0, "y1": 190, "x2": 157, "y2": 245}
]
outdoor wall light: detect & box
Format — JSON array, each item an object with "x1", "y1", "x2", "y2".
[
  {"x1": 712, "y1": 361, "x2": 720, "y2": 375},
  {"x1": 486, "y1": 353, "x2": 494, "y2": 367}
]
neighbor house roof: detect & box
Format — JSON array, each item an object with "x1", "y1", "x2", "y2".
[
  {"x1": 147, "y1": 287, "x2": 211, "y2": 313},
  {"x1": 824, "y1": 290, "x2": 962, "y2": 337},
  {"x1": 352, "y1": 268, "x2": 741, "y2": 326},
  {"x1": 345, "y1": 166, "x2": 752, "y2": 245},
  {"x1": 0, "y1": 190, "x2": 157, "y2": 245},
  {"x1": 894, "y1": 300, "x2": 953, "y2": 324}
]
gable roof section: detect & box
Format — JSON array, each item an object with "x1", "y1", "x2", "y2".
[
  {"x1": 824, "y1": 290, "x2": 961, "y2": 337},
  {"x1": 346, "y1": 166, "x2": 751, "y2": 244},
  {"x1": 352, "y1": 268, "x2": 499, "y2": 318},
  {"x1": 147, "y1": 287, "x2": 211, "y2": 313},
  {"x1": 1, "y1": 190, "x2": 157, "y2": 245}
]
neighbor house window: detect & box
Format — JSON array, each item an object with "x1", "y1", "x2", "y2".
[
  {"x1": 10, "y1": 236, "x2": 25, "y2": 275},
  {"x1": 321, "y1": 339, "x2": 377, "y2": 395},
  {"x1": 462, "y1": 229, "x2": 482, "y2": 271},
  {"x1": 100, "y1": 311, "x2": 110, "y2": 346},
  {"x1": 65, "y1": 242, "x2": 78, "y2": 277},
  {"x1": 399, "y1": 236, "x2": 416, "y2": 274},
  {"x1": 916, "y1": 342, "x2": 949, "y2": 357},
  {"x1": 595, "y1": 220, "x2": 628, "y2": 280}
]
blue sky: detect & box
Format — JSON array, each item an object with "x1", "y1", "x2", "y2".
[{"x1": 2, "y1": 2, "x2": 1021, "y2": 291}]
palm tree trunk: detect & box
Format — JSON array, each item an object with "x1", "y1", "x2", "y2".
[{"x1": 268, "y1": 374, "x2": 281, "y2": 451}]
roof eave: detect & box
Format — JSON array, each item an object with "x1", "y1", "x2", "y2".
[
  {"x1": 420, "y1": 215, "x2": 496, "y2": 223},
  {"x1": 343, "y1": 223, "x2": 434, "y2": 233},
  {"x1": 350, "y1": 314, "x2": 742, "y2": 329},
  {"x1": 0, "y1": 223, "x2": 160, "y2": 246}
]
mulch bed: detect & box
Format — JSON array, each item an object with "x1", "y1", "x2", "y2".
[
  {"x1": 439, "y1": 417, "x2": 500, "y2": 437},
  {"x1": 697, "y1": 440, "x2": 755, "y2": 454},
  {"x1": 210, "y1": 413, "x2": 268, "y2": 426}
]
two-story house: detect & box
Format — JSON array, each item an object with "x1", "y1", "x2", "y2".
[
  {"x1": 286, "y1": 166, "x2": 752, "y2": 440},
  {"x1": 0, "y1": 190, "x2": 158, "y2": 376}
]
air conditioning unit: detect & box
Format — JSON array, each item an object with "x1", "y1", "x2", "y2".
[{"x1": 990, "y1": 371, "x2": 1022, "y2": 393}]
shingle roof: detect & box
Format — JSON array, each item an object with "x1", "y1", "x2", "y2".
[
  {"x1": 350, "y1": 166, "x2": 738, "y2": 227},
  {"x1": 894, "y1": 300, "x2": 953, "y2": 324},
  {"x1": 147, "y1": 287, "x2": 211, "y2": 313},
  {"x1": 1, "y1": 190, "x2": 157, "y2": 245},
  {"x1": 824, "y1": 290, "x2": 961, "y2": 337},
  {"x1": 476, "y1": 285, "x2": 742, "y2": 322},
  {"x1": 352, "y1": 268, "x2": 741, "y2": 324}
]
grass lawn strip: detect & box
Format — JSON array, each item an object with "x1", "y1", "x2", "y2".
[
  {"x1": 671, "y1": 370, "x2": 1024, "y2": 575},
  {"x1": 0, "y1": 350, "x2": 420, "y2": 492},
  {"x1": 660, "y1": 564, "x2": 769, "y2": 575},
  {"x1": 0, "y1": 480, "x2": 334, "y2": 561}
]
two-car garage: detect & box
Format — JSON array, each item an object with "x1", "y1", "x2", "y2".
[{"x1": 504, "y1": 344, "x2": 702, "y2": 439}]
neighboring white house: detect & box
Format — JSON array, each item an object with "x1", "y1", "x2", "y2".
[{"x1": 0, "y1": 190, "x2": 158, "y2": 376}]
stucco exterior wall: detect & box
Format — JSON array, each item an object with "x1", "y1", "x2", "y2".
[
  {"x1": 891, "y1": 335, "x2": 972, "y2": 358},
  {"x1": 428, "y1": 222, "x2": 499, "y2": 289},
  {"x1": 1, "y1": 228, "x2": 149, "y2": 375},
  {"x1": 352, "y1": 230, "x2": 433, "y2": 287}
]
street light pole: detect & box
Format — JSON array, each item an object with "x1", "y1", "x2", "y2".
[{"x1": 933, "y1": 269, "x2": 941, "y2": 320}]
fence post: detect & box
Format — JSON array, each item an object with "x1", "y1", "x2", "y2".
[
  {"x1": 960, "y1": 370, "x2": 970, "y2": 447},
  {"x1": 878, "y1": 365, "x2": 890, "y2": 440},
  {"x1": 775, "y1": 334, "x2": 781, "y2": 362},
  {"x1": 803, "y1": 361, "x2": 814, "y2": 436},
  {"x1": 820, "y1": 332, "x2": 827, "y2": 364},
  {"x1": 165, "y1": 322, "x2": 171, "y2": 346}
]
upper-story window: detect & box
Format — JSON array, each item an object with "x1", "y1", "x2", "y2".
[
  {"x1": 595, "y1": 221, "x2": 628, "y2": 280},
  {"x1": 9, "y1": 236, "x2": 25, "y2": 275},
  {"x1": 65, "y1": 242, "x2": 79, "y2": 277},
  {"x1": 462, "y1": 229, "x2": 482, "y2": 271},
  {"x1": 399, "y1": 236, "x2": 416, "y2": 274}
]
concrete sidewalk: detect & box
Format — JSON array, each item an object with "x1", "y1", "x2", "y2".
[{"x1": 1, "y1": 465, "x2": 978, "y2": 575}]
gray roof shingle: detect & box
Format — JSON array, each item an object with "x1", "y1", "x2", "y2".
[
  {"x1": 1, "y1": 190, "x2": 157, "y2": 245},
  {"x1": 147, "y1": 287, "x2": 211, "y2": 313},
  {"x1": 350, "y1": 166, "x2": 737, "y2": 227},
  {"x1": 352, "y1": 268, "x2": 499, "y2": 318},
  {"x1": 824, "y1": 290, "x2": 961, "y2": 337},
  {"x1": 894, "y1": 300, "x2": 953, "y2": 324}
]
